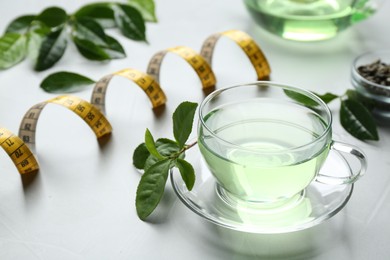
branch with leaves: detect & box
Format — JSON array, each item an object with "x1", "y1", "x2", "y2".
[
  {"x1": 0, "y1": 0, "x2": 156, "y2": 71},
  {"x1": 286, "y1": 89, "x2": 379, "y2": 141},
  {"x1": 133, "y1": 102, "x2": 198, "y2": 220}
]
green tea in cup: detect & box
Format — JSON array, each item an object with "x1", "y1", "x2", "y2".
[
  {"x1": 243, "y1": 0, "x2": 382, "y2": 41},
  {"x1": 198, "y1": 82, "x2": 366, "y2": 208}
]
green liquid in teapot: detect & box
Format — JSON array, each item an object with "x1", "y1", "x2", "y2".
[{"x1": 244, "y1": 0, "x2": 376, "y2": 41}]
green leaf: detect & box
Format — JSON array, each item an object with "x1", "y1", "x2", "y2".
[
  {"x1": 5, "y1": 15, "x2": 35, "y2": 33},
  {"x1": 175, "y1": 158, "x2": 195, "y2": 191},
  {"x1": 345, "y1": 89, "x2": 376, "y2": 110},
  {"x1": 73, "y1": 37, "x2": 110, "y2": 60},
  {"x1": 26, "y1": 22, "x2": 51, "y2": 61},
  {"x1": 127, "y1": 0, "x2": 157, "y2": 22},
  {"x1": 172, "y1": 102, "x2": 198, "y2": 148},
  {"x1": 113, "y1": 4, "x2": 146, "y2": 41},
  {"x1": 284, "y1": 89, "x2": 319, "y2": 107},
  {"x1": 101, "y1": 35, "x2": 126, "y2": 59},
  {"x1": 346, "y1": 89, "x2": 359, "y2": 101},
  {"x1": 34, "y1": 27, "x2": 67, "y2": 71},
  {"x1": 73, "y1": 17, "x2": 107, "y2": 45},
  {"x1": 74, "y1": 3, "x2": 116, "y2": 28},
  {"x1": 136, "y1": 159, "x2": 171, "y2": 220},
  {"x1": 313, "y1": 92, "x2": 339, "y2": 104},
  {"x1": 133, "y1": 143, "x2": 150, "y2": 169},
  {"x1": 144, "y1": 154, "x2": 160, "y2": 171},
  {"x1": 72, "y1": 18, "x2": 125, "y2": 60},
  {"x1": 0, "y1": 33, "x2": 27, "y2": 70},
  {"x1": 144, "y1": 138, "x2": 181, "y2": 171},
  {"x1": 36, "y1": 7, "x2": 68, "y2": 28},
  {"x1": 145, "y1": 129, "x2": 164, "y2": 160},
  {"x1": 340, "y1": 99, "x2": 379, "y2": 141},
  {"x1": 155, "y1": 138, "x2": 180, "y2": 156},
  {"x1": 40, "y1": 71, "x2": 96, "y2": 93}
]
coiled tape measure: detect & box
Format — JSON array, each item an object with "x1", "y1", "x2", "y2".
[{"x1": 1, "y1": 29, "x2": 270, "y2": 176}]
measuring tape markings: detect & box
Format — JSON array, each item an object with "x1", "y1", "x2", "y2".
[
  {"x1": 2, "y1": 30, "x2": 270, "y2": 175},
  {"x1": 91, "y1": 68, "x2": 167, "y2": 114},
  {"x1": 19, "y1": 95, "x2": 112, "y2": 152},
  {"x1": 200, "y1": 30, "x2": 271, "y2": 80},
  {"x1": 147, "y1": 46, "x2": 217, "y2": 90},
  {"x1": 0, "y1": 127, "x2": 39, "y2": 174}
]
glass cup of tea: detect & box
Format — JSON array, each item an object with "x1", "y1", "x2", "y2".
[
  {"x1": 198, "y1": 82, "x2": 366, "y2": 209},
  {"x1": 243, "y1": 0, "x2": 383, "y2": 41}
]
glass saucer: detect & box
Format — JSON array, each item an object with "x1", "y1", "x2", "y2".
[{"x1": 170, "y1": 148, "x2": 354, "y2": 234}]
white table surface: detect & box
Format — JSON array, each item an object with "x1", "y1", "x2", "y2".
[{"x1": 1, "y1": 0, "x2": 390, "y2": 259}]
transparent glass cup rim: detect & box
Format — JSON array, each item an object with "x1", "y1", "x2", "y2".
[
  {"x1": 352, "y1": 50, "x2": 390, "y2": 91},
  {"x1": 199, "y1": 82, "x2": 333, "y2": 154}
]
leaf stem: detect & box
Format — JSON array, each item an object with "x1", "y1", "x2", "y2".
[
  {"x1": 170, "y1": 140, "x2": 198, "y2": 159},
  {"x1": 341, "y1": 90, "x2": 349, "y2": 101},
  {"x1": 185, "y1": 141, "x2": 198, "y2": 150}
]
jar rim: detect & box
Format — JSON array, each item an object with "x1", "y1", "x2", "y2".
[{"x1": 352, "y1": 50, "x2": 390, "y2": 92}]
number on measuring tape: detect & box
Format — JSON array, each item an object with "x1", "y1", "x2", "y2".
[
  {"x1": 0, "y1": 127, "x2": 39, "y2": 174},
  {"x1": 91, "y1": 68, "x2": 167, "y2": 114},
  {"x1": 201, "y1": 30, "x2": 271, "y2": 80},
  {"x1": 147, "y1": 46, "x2": 216, "y2": 90},
  {"x1": 19, "y1": 95, "x2": 112, "y2": 152}
]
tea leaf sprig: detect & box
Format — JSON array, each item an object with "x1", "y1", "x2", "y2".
[
  {"x1": 0, "y1": 0, "x2": 156, "y2": 71},
  {"x1": 286, "y1": 89, "x2": 379, "y2": 141},
  {"x1": 133, "y1": 102, "x2": 198, "y2": 220}
]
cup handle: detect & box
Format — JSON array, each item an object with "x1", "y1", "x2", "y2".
[{"x1": 315, "y1": 141, "x2": 367, "y2": 185}]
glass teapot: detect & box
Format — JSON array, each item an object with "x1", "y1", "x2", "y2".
[{"x1": 244, "y1": 0, "x2": 383, "y2": 41}]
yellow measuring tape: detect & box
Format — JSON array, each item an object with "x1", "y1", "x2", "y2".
[
  {"x1": 0, "y1": 127, "x2": 39, "y2": 174},
  {"x1": 1, "y1": 30, "x2": 270, "y2": 176},
  {"x1": 201, "y1": 30, "x2": 271, "y2": 80},
  {"x1": 19, "y1": 95, "x2": 112, "y2": 152},
  {"x1": 147, "y1": 46, "x2": 216, "y2": 90},
  {"x1": 91, "y1": 68, "x2": 167, "y2": 114}
]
